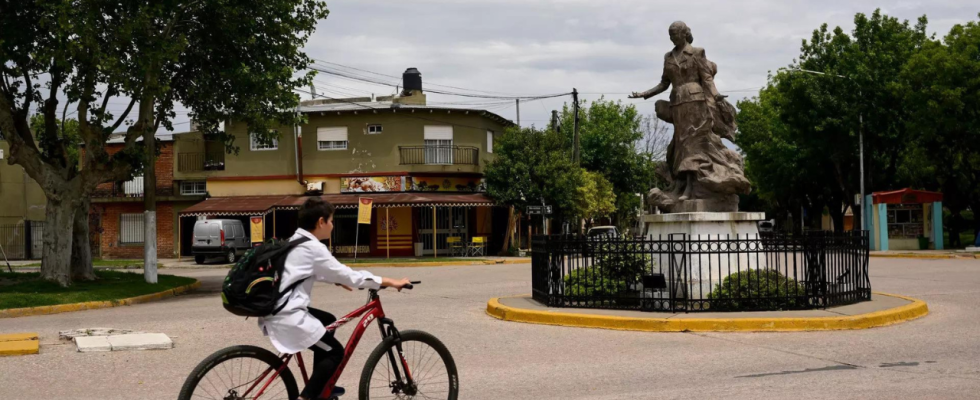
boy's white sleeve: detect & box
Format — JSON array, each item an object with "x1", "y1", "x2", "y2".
[{"x1": 311, "y1": 246, "x2": 382, "y2": 289}]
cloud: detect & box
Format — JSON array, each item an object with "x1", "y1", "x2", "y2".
[{"x1": 303, "y1": 0, "x2": 977, "y2": 129}]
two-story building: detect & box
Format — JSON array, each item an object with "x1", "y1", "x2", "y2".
[
  {"x1": 0, "y1": 137, "x2": 47, "y2": 259},
  {"x1": 173, "y1": 68, "x2": 513, "y2": 258}
]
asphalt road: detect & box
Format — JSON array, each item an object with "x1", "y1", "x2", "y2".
[{"x1": 1, "y1": 258, "x2": 979, "y2": 400}]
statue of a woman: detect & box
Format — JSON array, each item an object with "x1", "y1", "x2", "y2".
[{"x1": 630, "y1": 21, "x2": 750, "y2": 213}]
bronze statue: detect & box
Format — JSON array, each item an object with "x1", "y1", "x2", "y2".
[{"x1": 630, "y1": 21, "x2": 750, "y2": 213}]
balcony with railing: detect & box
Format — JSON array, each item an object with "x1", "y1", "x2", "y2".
[
  {"x1": 399, "y1": 145, "x2": 479, "y2": 166},
  {"x1": 177, "y1": 151, "x2": 226, "y2": 173},
  {"x1": 92, "y1": 176, "x2": 174, "y2": 199}
]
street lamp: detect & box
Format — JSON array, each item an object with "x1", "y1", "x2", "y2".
[{"x1": 784, "y1": 68, "x2": 866, "y2": 232}]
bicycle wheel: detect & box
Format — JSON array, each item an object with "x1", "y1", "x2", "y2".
[
  {"x1": 178, "y1": 345, "x2": 299, "y2": 400},
  {"x1": 358, "y1": 330, "x2": 459, "y2": 400}
]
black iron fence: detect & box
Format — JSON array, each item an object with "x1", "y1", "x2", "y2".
[
  {"x1": 532, "y1": 231, "x2": 870, "y2": 312},
  {"x1": 399, "y1": 145, "x2": 479, "y2": 166},
  {"x1": 0, "y1": 221, "x2": 44, "y2": 260}
]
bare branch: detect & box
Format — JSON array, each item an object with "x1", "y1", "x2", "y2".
[
  {"x1": 107, "y1": 98, "x2": 137, "y2": 134},
  {"x1": 22, "y1": 70, "x2": 33, "y2": 114}
]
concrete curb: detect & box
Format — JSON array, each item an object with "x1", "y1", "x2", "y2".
[
  {"x1": 0, "y1": 280, "x2": 201, "y2": 319},
  {"x1": 486, "y1": 292, "x2": 929, "y2": 332},
  {"x1": 870, "y1": 253, "x2": 980, "y2": 260}
]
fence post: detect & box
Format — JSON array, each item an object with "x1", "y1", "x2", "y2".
[
  {"x1": 667, "y1": 233, "x2": 687, "y2": 313},
  {"x1": 24, "y1": 221, "x2": 33, "y2": 260}
]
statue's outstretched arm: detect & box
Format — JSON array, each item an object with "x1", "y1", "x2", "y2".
[{"x1": 630, "y1": 71, "x2": 670, "y2": 99}]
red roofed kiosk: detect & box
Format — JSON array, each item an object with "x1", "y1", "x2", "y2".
[{"x1": 865, "y1": 188, "x2": 943, "y2": 251}]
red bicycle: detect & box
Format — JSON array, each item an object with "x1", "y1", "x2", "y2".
[{"x1": 179, "y1": 282, "x2": 459, "y2": 400}]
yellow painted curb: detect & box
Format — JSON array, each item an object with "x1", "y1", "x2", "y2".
[
  {"x1": 0, "y1": 280, "x2": 201, "y2": 319},
  {"x1": 0, "y1": 332, "x2": 38, "y2": 342},
  {"x1": 486, "y1": 292, "x2": 928, "y2": 332}
]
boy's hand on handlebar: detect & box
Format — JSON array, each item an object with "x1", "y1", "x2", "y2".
[{"x1": 382, "y1": 277, "x2": 413, "y2": 291}]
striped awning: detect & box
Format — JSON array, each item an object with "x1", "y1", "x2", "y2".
[
  {"x1": 180, "y1": 193, "x2": 496, "y2": 216},
  {"x1": 275, "y1": 193, "x2": 497, "y2": 210}
]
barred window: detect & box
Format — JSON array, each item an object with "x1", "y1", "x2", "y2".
[
  {"x1": 120, "y1": 213, "x2": 145, "y2": 244},
  {"x1": 180, "y1": 181, "x2": 206, "y2": 195},
  {"x1": 250, "y1": 133, "x2": 278, "y2": 151}
]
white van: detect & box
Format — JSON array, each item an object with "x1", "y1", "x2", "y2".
[{"x1": 192, "y1": 219, "x2": 250, "y2": 264}]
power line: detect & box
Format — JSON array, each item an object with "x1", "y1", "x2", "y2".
[{"x1": 310, "y1": 59, "x2": 536, "y2": 97}]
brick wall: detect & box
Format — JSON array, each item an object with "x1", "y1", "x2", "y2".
[
  {"x1": 98, "y1": 202, "x2": 175, "y2": 259},
  {"x1": 94, "y1": 142, "x2": 175, "y2": 194}
]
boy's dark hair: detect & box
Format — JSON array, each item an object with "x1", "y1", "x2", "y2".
[{"x1": 298, "y1": 197, "x2": 335, "y2": 230}]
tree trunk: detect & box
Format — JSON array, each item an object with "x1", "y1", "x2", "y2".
[
  {"x1": 40, "y1": 197, "x2": 75, "y2": 287},
  {"x1": 71, "y1": 198, "x2": 96, "y2": 281},
  {"x1": 499, "y1": 206, "x2": 515, "y2": 255},
  {"x1": 829, "y1": 204, "x2": 845, "y2": 233}
]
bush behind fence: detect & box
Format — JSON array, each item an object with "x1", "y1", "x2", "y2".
[{"x1": 532, "y1": 231, "x2": 871, "y2": 312}]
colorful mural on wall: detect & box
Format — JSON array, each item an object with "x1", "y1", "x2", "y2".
[
  {"x1": 341, "y1": 176, "x2": 404, "y2": 193},
  {"x1": 408, "y1": 177, "x2": 486, "y2": 192}
]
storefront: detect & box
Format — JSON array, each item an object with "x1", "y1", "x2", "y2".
[
  {"x1": 865, "y1": 188, "x2": 944, "y2": 251},
  {"x1": 178, "y1": 192, "x2": 500, "y2": 258}
]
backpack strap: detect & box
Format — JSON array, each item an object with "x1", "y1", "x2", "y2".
[{"x1": 270, "y1": 237, "x2": 313, "y2": 316}]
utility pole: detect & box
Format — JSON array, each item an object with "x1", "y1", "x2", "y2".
[
  {"x1": 551, "y1": 110, "x2": 558, "y2": 133},
  {"x1": 516, "y1": 98, "x2": 520, "y2": 126},
  {"x1": 143, "y1": 126, "x2": 157, "y2": 284},
  {"x1": 858, "y1": 89, "x2": 865, "y2": 232},
  {"x1": 572, "y1": 88, "x2": 580, "y2": 165}
]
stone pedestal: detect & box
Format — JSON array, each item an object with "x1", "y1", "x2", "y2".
[{"x1": 643, "y1": 212, "x2": 767, "y2": 300}]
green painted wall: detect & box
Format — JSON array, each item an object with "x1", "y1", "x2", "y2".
[
  {"x1": 0, "y1": 140, "x2": 47, "y2": 225},
  {"x1": 183, "y1": 110, "x2": 506, "y2": 179}
]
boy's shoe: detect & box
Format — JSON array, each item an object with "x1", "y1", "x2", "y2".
[{"x1": 324, "y1": 386, "x2": 345, "y2": 399}]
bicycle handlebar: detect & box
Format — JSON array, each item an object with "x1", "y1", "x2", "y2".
[{"x1": 359, "y1": 280, "x2": 422, "y2": 291}]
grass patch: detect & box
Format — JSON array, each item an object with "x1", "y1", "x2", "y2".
[
  {"x1": 336, "y1": 257, "x2": 490, "y2": 264},
  {"x1": 15, "y1": 259, "x2": 144, "y2": 268},
  {"x1": 0, "y1": 270, "x2": 196, "y2": 310}
]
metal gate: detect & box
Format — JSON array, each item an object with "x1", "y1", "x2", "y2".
[{"x1": 417, "y1": 207, "x2": 468, "y2": 256}]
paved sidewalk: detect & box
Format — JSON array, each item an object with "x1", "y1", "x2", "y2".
[{"x1": 871, "y1": 250, "x2": 980, "y2": 259}]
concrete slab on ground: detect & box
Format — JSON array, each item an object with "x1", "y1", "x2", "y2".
[
  {"x1": 106, "y1": 333, "x2": 173, "y2": 351},
  {"x1": 74, "y1": 336, "x2": 112, "y2": 352},
  {"x1": 497, "y1": 294, "x2": 911, "y2": 320}
]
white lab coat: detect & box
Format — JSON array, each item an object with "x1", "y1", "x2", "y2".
[{"x1": 258, "y1": 228, "x2": 381, "y2": 354}]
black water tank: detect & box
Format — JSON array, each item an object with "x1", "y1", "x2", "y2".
[{"x1": 403, "y1": 68, "x2": 422, "y2": 92}]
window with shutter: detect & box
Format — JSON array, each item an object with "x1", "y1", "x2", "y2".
[{"x1": 317, "y1": 127, "x2": 348, "y2": 150}]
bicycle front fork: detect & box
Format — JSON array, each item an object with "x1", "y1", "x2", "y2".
[{"x1": 379, "y1": 318, "x2": 418, "y2": 396}]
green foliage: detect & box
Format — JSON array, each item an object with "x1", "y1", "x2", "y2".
[
  {"x1": 485, "y1": 126, "x2": 585, "y2": 220},
  {"x1": 707, "y1": 269, "x2": 806, "y2": 311},
  {"x1": 577, "y1": 171, "x2": 617, "y2": 225},
  {"x1": 736, "y1": 10, "x2": 980, "y2": 234},
  {"x1": 557, "y1": 99, "x2": 657, "y2": 229},
  {"x1": 563, "y1": 241, "x2": 651, "y2": 300}
]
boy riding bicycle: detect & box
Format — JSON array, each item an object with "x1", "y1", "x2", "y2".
[{"x1": 259, "y1": 197, "x2": 411, "y2": 400}]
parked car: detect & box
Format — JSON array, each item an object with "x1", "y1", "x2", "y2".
[
  {"x1": 587, "y1": 226, "x2": 619, "y2": 239},
  {"x1": 192, "y1": 219, "x2": 250, "y2": 264},
  {"x1": 758, "y1": 220, "x2": 775, "y2": 233}
]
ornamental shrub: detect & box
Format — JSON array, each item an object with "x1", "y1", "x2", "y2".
[{"x1": 707, "y1": 269, "x2": 807, "y2": 311}]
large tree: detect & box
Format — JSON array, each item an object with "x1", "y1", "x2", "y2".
[
  {"x1": 557, "y1": 99, "x2": 656, "y2": 230},
  {"x1": 737, "y1": 10, "x2": 932, "y2": 232},
  {"x1": 485, "y1": 126, "x2": 586, "y2": 251},
  {"x1": 0, "y1": 0, "x2": 327, "y2": 286},
  {"x1": 900, "y1": 15, "x2": 980, "y2": 246}
]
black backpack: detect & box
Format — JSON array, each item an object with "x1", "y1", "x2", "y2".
[{"x1": 221, "y1": 237, "x2": 311, "y2": 317}]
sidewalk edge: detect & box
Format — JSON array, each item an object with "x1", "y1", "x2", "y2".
[
  {"x1": 0, "y1": 280, "x2": 201, "y2": 319},
  {"x1": 485, "y1": 292, "x2": 928, "y2": 332}
]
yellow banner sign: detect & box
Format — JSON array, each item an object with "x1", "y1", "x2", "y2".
[
  {"x1": 250, "y1": 216, "x2": 264, "y2": 243},
  {"x1": 357, "y1": 197, "x2": 373, "y2": 224}
]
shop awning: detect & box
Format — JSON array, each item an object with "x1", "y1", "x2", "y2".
[
  {"x1": 179, "y1": 195, "x2": 289, "y2": 216},
  {"x1": 872, "y1": 188, "x2": 943, "y2": 205},
  {"x1": 180, "y1": 193, "x2": 497, "y2": 216},
  {"x1": 275, "y1": 193, "x2": 497, "y2": 210}
]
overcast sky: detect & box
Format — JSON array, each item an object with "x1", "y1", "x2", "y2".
[{"x1": 295, "y1": 0, "x2": 976, "y2": 129}]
